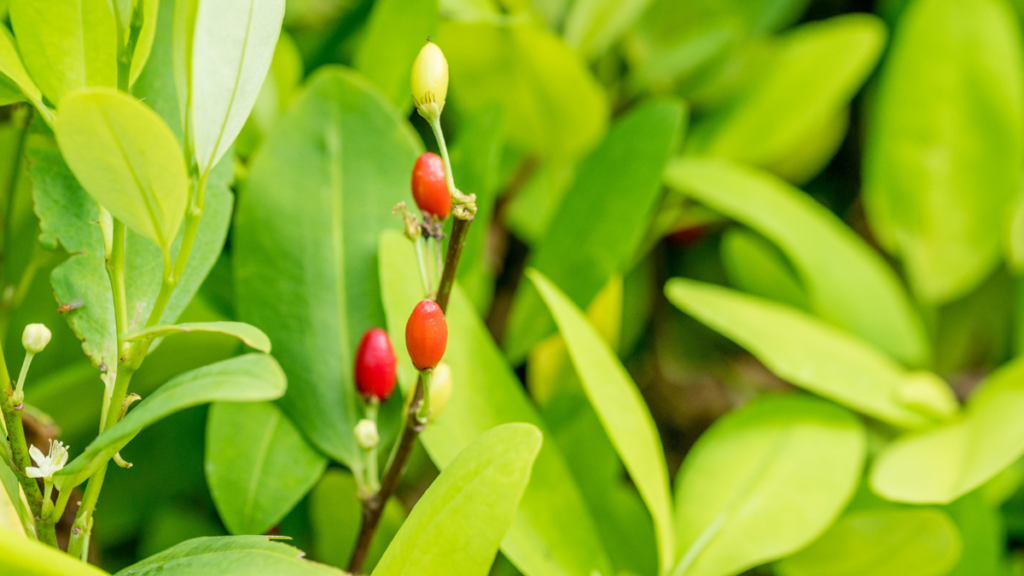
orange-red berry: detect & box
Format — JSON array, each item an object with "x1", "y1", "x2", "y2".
[
  {"x1": 354, "y1": 328, "x2": 398, "y2": 401},
  {"x1": 411, "y1": 152, "x2": 451, "y2": 220},
  {"x1": 405, "y1": 300, "x2": 447, "y2": 370}
]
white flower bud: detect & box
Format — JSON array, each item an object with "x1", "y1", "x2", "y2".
[
  {"x1": 22, "y1": 323, "x2": 51, "y2": 354},
  {"x1": 411, "y1": 41, "x2": 448, "y2": 120},
  {"x1": 354, "y1": 419, "x2": 379, "y2": 450}
]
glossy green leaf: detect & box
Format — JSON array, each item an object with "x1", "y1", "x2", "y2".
[
  {"x1": 529, "y1": 269, "x2": 675, "y2": 573},
  {"x1": 505, "y1": 99, "x2": 685, "y2": 362},
  {"x1": 665, "y1": 278, "x2": 956, "y2": 427},
  {"x1": 0, "y1": 527, "x2": 110, "y2": 576},
  {"x1": 0, "y1": 26, "x2": 48, "y2": 115},
  {"x1": 234, "y1": 68, "x2": 421, "y2": 469},
  {"x1": 564, "y1": 0, "x2": 654, "y2": 58},
  {"x1": 190, "y1": 0, "x2": 285, "y2": 173},
  {"x1": 685, "y1": 14, "x2": 885, "y2": 174},
  {"x1": 946, "y1": 492, "x2": 1005, "y2": 576},
  {"x1": 664, "y1": 157, "x2": 930, "y2": 367},
  {"x1": 10, "y1": 0, "x2": 116, "y2": 104},
  {"x1": 129, "y1": 0, "x2": 161, "y2": 85},
  {"x1": 114, "y1": 536, "x2": 346, "y2": 576},
  {"x1": 871, "y1": 358, "x2": 1024, "y2": 504},
  {"x1": 720, "y1": 227, "x2": 807, "y2": 310},
  {"x1": 311, "y1": 470, "x2": 406, "y2": 572},
  {"x1": 776, "y1": 508, "x2": 962, "y2": 576},
  {"x1": 55, "y1": 353, "x2": 287, "y2": 491},
  {"x1": 355, "y1": 0, "x2": 438, "y2": 113},
  {"x1": 379, "y1": 230, "x2": 612, "y2": 576},
  {"x1": 55, "y1": 89, "x2": 189, "y2": 249},
  {"x1": 125, "y1": 321, "x2": 271, "y2": 353},
  {"x1": 172, "y1": 0, "x2": 198, "y2": 133},
  {"x1": 206, "y1": 401, "x2": 327, "y2": 535},
  {"x1": 436, "y1": 21, "x2": 607, "y2": 161},
  {"x1": 673, "y1": 394, "x2": 865, "y2": 576},
  {"x1": 373, "y1": 423, "x2": 542, "y2": 576},
  {"x1": 863, "y1": 0, "x2": 1024, "y2": 304}
]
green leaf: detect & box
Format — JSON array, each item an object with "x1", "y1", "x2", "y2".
[
  {"x1": 55, "y1": 88, "x2": 189, "y2": 249},
  {"x1": 129, "y1": 0, "x2": 161, "y2": 86},
  {"x1": 206, "y1": 401, "x2": 327, "y2": 535},
  {"x1": 673, "y1": 394, "x2": 866, "y2": 576},
  {"x1": 379, "y1": 230, "x2": 612, "y2": 576},
  {"x1": 529, "y1": 269, "x2": 675, "y2": 573},
  {"x1": 564, "y1": 0, "x2": 655, "y2": 58},
  {"x1": 55, "y1": 353, "x2": 287, "y2": 491},
  {"x1": 234, "y1": 68, "x2": 421, "y2": 469},
  {"x1": 125, "y1": 321, "x2": 271, "y2": 353},
  {"x1": 10, "y1": 0, "x2": 116, "y2": 104},
  {"x1": 775, "y1": 508, "x2": 962, "y2": 576},
  {"x1": 372, "y1": 424, "x2": 542, "y2": 576},
  {"x1": 664, "y1": 278, "x2": 956, "y2": 427},
  {"x1": 871, "y1": 358, "x2": 1024, "y2": 504},
  {"x1": 685, "y1": 14, "x2": 885, "y2": 175},
  {"x1": 114, "y1": 536, "x2": 346, "y2": 576},
  {"x1": 0, "y1": 527, "x2": 110, "y2": 576},
  {"x1": 311, "y1": 470, "x2": 406, "y2": 572},
  {"x1": 0, "y1": 460, "x2": 33, "y2": 537},
  {"x1": 172, "y1": 0, "x2": 198, "y2": 133},
  {"x1": 190, "y1": 0, "x2": 285, "y2": 174},
  {"x1": 863, "y1": 0, "x2": 1024, "y2": 304},
  {"x1": 0, "y1": 26, "x2": 48, "y2": 114},
  {"x1": 664, "y1": 157, "x2": 930, "y2": 368},
  {"x1": 354, "y1": 0, "x2": 438, "y2": 113},
  {"x1": 946, "y1": 492, "x2": 1006, "y2": 576},
  {"x1": 720, "y1": 227, "x2": 807, "y2": 310},
  {"x1": 505, "y1": 99, "x2": 685, "y2": 362},
  {"x1": 436, "y1": 21, "x2": 608, "y2": 161}
]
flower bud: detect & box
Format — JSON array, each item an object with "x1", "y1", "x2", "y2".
[
  {"x1": 411, "y1": 40, "x2": 448, "y2": 120},
  {"x1": 355, "y1": 328, "x2": 398, "y2": 401},
  {"x1": 411, "y1": 152, "x2": 451, "y2": 220},
  {"x1": 406, "y1": 300, "x2": 447, "y2": 371},
  {"x1": 354, "y1": 419, "x2": 379, "y2": 450},
  {"x1": 22, "y1": 323, "x2": 51, "y2": 354}
]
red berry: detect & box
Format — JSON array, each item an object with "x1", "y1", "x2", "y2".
[
  {"x1": 411, "y1": 152, "x2": 451, "y2": 220},
  {"x1": 355, "y1": 328, "x2": 398, "y2": 401},
  {"x1": 405, "y1": 300, "x2": 447, "y2": 370}
]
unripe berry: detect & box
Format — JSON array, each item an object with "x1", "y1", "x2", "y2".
[
  {"x1": 411, "y1": 152, "x2": 451, "y2": 220},
  {"x1": 406, "y1": 300, "x2": 447, "y2": 370},
  {"x1": 354, "y1": 328, "x2": 397, "y2": 401},
  {"x1": 429, "y1": 362, "x2": 453, "y2": 419},
  {"x1": 411, "y1": 40, "x2": 448, "y2": 119}
]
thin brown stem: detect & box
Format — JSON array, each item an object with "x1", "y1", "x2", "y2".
[{"x1": 435, "y1": 216, "x2": 472, "y2": 313}]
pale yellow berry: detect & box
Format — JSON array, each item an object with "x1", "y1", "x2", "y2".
[{"x1": 411, "y1": 41, "x2": 448, "y2": 120}]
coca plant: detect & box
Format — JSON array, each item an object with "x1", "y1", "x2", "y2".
[{"x1": 2, "y1": 0, "x2": 1024, "y2": 575}]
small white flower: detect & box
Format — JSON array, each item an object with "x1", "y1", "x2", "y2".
[
  {"x1": 354, "y1": 419, "x2": 379, "y2": 450},
  {"x1": 26, "y1": 440, "x2": 69, "y2": 479}
]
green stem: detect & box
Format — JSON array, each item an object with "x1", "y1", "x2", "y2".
[
  {"x1": 1, "y1": 372, "x2": 56, "y2": 546},
  {"x1": 427, "y1": 116, "x2": 459, "y2": 198}
]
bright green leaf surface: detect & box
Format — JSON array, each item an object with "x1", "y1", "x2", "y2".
[
  {"x1": 55, "y1": 89, "x2": 188, "y2": 249},
  {"x1": 673, "y1": 394, "x2": 866, "y2": 576},
  {"x1": 373, "y1": 423, "x2": 542, "y2": 576},
  {"x1": 190, "y1": 0, "x2": 285, "y2": 173},
  {"x1": 0, "y1": 26, "x2": 47, "y2": 114},
  {"x1": 871, "y1": 358, "x2": 1024, "y2": 504},
  {"x1": 436, "y1": 21, "x2": 607, "y2": 161},
  {"x1": 379, "y1": 230, "x2": 612, "y2": 576},
  {"x1": 10, "y1": 0, "x2": 116, "y2": 104},
  {"x1": 776, "y1": 507, "x2": 962, "y2": 576},
  {"x1": 564, "y1": 0, "x2": 655, "y2": 58},
  {"x1": 206, "y1": 401, "x2": 327, "y2": 535},
  {"x1": 863, "y1": 0, "x2": 1024, "y2": 304},
  {"x1": 505, "y1": 99, "x2": 685, "y2": 362},
  {"x1": 125, "y1": 321, "x2": 272, "y2": 353},
  {"x1": 55, "y1": 353, "x2": 287, "y2": 491},
  {"x1": 664, "y1": 157, "x2": 929, "y2": 368},
  {"x1": 530, "y1": 269, "x2": 675, "y2": 573},
  {"x1": 665, "y1": 278, "x2": 954, "y2": 427},
  {"x1": 355, "y1": 0, "x2": 438, "y2": 113},
  {"x1": 114, "y1": 536, "x2": 346, "y2": 576},
  {"x1": 234, "y1": 68, "x2": 421, "y2": 469},
  {"x1": 0, "y1": 458, "x2": 33, "y2": 537},
  {"x1": 0, "y1": 527, "x2": 110, "y2": 576},
  {"x1": 685, "y1": 14, "x2": 885, "y2": 172},
  {"x1": 720, "y1": 227, "x2": 807, "y2": 310},
  {"x1": 311, "y1": 469, "x2": 406, "y2": 572},
  {"x1": 129, "y1": 0, "x2": 161, "y2": 85},
  {"x1": 946, "y1": 492, "x2": 1006, "y2": 576}
]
